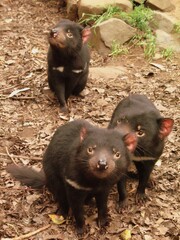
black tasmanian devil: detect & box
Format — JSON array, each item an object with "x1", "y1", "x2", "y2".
[
  {"x1": 108, "y1": 94, "x2": 174, "y2": 204},
  {"x1": 7, "y1": 119, "x2": 137, "y2": 235},
  {"x1": 47, "y1": 19, "x2": 91, "y2": 112}
]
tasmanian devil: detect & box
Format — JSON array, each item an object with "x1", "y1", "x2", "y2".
[
  {"x1": 47, "y1": 19, "x2": 91, "y2": 112},
  {"x1": 7, "y1": 119, "x2": 137, "y2": 235},
  {"x1": 108, "y1": 94, "x2": 174, "y2": 204}
]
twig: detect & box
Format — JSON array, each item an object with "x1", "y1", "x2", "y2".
[
  {"x1": 0, "y1": 96, "x2": 8, "y2": 100},
  {"x1": 128, "y1": 187, "x2": 136, "y2": 194},
  {"x1": 11, "y1": 97, "x2": 36, "y2": 100},
  {"x1": 0, "y1": 186, "x2": 31, "y2": 191},
  {"x1": 0, "y1": 84, "x2": 19, "y2": 92},
  {"x1": 6, "y1": 223, "x2": 19, "y2": 236},
  {"x1": 0, "y1": 152, "x2": 42, "y2": 161},
  {"x1": 5, "y1": 147, "x2": 17, "y2": 165},
  {"x1": 0, "y1": 96, "x2": 36, "y2": 101},
  {"x1": 11, "y1": 224, "x2": 51, "y2": 240}
]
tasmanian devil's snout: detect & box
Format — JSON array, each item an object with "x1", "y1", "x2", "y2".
[
  {"x1": 97, "y1": 158, "x2": 108, "y2": 170},
  {"x1": 50, "y1": 28, "x2": 58, "y2": 38},
  {"x1": 89, "y1": 150, "x2": 117, "y2": 179}
]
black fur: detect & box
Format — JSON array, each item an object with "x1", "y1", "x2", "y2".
[
  {"x1": 47, "y1": 19, "x2": 91, "y2": 112},
  {"x1": 108, "y1": 94, "x2": 174, "y2": 204},
  {"x1": 7, "y1": 119, "x2": 136, "y2": 235}
]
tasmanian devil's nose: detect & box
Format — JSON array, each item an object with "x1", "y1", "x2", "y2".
[
  {"x1": 50, "y1": 29, "x2": 58, "y2": 37},
  {"x1": 97, "y1": 159, "x2": 108, "y2": 170}
]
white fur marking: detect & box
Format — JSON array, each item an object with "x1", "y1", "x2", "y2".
[
  {"x1": 72, "y1": 69, "x2": 83, "y2": 73},
  {"x1": 72, "y1": 62, "x2": 87, "y2": 74},
  {"x1": 65, "y1": 178, "x2": 92, "y2": 191},
  {"x1": 53, "y1": 66, "x2": 64, "y2": 72}
]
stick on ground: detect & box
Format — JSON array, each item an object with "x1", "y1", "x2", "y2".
[{"x1": 10, "y1": 224, "x2": 51, "y2": 240}]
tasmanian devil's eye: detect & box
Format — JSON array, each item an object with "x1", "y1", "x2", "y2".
[
  {"x1": 114, "y1": 151, "x2": 121, "y2": 159},
  {"x1": 136, "y1": 130, "x2": 145, "y2": 137},
  {"x1": 87, "y1": 147, "x2": 94, "y2": 155},
  {"x1": 113, "y1": 148, "x2": 121, "y2": 159},
  {"x1": 66, "y1": 30, "x2": 73, "y2": 38},
  {"x1": 117, "y1": 119, "x2": 121, "y2": 124}
]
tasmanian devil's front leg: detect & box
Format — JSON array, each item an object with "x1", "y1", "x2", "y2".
[
  {"x1": 67, "y1": 188, "x2": 87, "y2": 235},
  {"x1": 50, "y1": 70, "x2": 68, "y2": 112},
  {"x1": 95, "y1": 190, "x2": 109, "y2": 228},
  {"x1": 134, "y1": 160, "x2": 156, "y2": 203}
]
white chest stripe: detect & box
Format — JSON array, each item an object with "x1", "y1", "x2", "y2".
[
  {"x1": 72, "y1": 69, "x2": 83, "y2": 73},
  {"x1": 53, "y1": 66, "x2": 64, "y2": 72},
  {"x1": 53, "y1": 62, "x2": 87, "y2": 74},
  {"x1": 65, "y1": 178, "x2": 92, "y2": 191}
]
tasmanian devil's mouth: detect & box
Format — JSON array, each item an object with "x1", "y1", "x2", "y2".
[
  {"x1": 50, "y1": 32, "x2": 58, "y2": 38},
  {"x1": 50, "y1": 28, "x2": 58, "y2": 38},
  {"x1": 96, "y1": 164, "x2": 108, "y2": 170},
  {"x1": 49, "y1": 37, "x2": 66, "y2": 48}
]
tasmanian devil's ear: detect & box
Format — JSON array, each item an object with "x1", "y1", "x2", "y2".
[
  {"x1": 80, "y1": 127, "x2": 87, "y2": 142},
  {"x1": 123, "y1": 132, "x2": 137, "y2": 153},
  {"x1": 81, "y1": 28, "x2": 91, "y2": 44},
  {"x1": 158, "y1": 118, "x2": 174, "y2": 140}
]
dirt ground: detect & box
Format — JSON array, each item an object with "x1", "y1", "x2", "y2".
[{"x1": 0, "y1": 0, "x2": 179, "y2": 239}]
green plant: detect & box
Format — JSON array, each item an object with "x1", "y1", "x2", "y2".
[
  {"x1": 79, "y1": 5, "x2": 121, "y2": 27},
  {"x1": 125, "y1": 5, "x2": 153, "y2": 32},
  {"x1": 80, "y1": 5, "x2": 156, "y2": 58},
  {"x1": 80, "y1": 5, "x2": 154, "y2": 33},
  {"x1": 143, "y1": 33, "x2": 156, "y2": 59},
  {"x1": 161, "y1": 48, "x2": 174, "y2": 60},
  {"x1": 173, "y1": 22, "x2": 180, "y2": 34},
  {"x1": 109, "y1": 41, "x2": 129, "y2": 57}
]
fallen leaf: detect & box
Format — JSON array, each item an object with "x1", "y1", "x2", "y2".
[
  {"x1": 158, "y1": 225, "x2": 169, "y2": 235},
  {"x1": 92, "y1": 87, "x2": 105, "y2": 94},
  {"x1": 5, "y1": 59, "x2": 15, "y2": 65},
  {"x1": 31, "y1": 47, "x2": 39, "y2": 54},
  {"x1": 165, "y1": 87, "x2": 176, "y2": 93},
  {"x1": 48, "y1": 214, "x2": 66, "y2": 225},
  {"x1": 150, "y1": 62, "x2": 165, "y2": 71},
  {"x1": 155, "y1": 159, "x2": 162, "y2": 167},
  {"x1": 26, "y1": 194, "x2": 40, "y2": 205},
  {"x1": 8, "y1": 87, "x2": 30, "y2": 97},
  {"x1": 120, "y1": 229, "x2": 131, "y2": 240},
  {"x1": 144, "y1": 235, "x2": 153, "y2": 240},
  {"x1": 4, "y1": 18, "x2": 13, "y2": 23}
]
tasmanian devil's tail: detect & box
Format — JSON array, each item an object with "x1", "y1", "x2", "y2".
[{"x1": 7, "y1": 164, "x2": 46, "y2": 189}]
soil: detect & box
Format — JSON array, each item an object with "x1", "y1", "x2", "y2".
[
  {"x1": 0, "y1": 1, "x2": 179, "y2": 240},
  {"x1": 167, "y1": 0, "x2": 180, "y2": 20}
]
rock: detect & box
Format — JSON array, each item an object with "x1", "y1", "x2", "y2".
[
  {"x1": 90, "y1": 18, "x2": 136, "y2": 54},
  {"x1": 150, "y1": 11, "x2": 177, "y2": 33},
  {"x1": 78, "y1": 0, "x2": 133, "y2": 18},
  {"x1": 66, "y1": 0, "x2": 79, "y2": 20},
  {"x1": 155, "y1": 29, "x2": 180, "y2": 52},
  {"x1": 146, "y1": 0, "x2": 175, "y2": 12},
  {"x1": 89, "y1": 66, "x2": 127, "y2": 79},
  {"x1": 134, "y1": 0, "x2": 146, "y2": 4}
]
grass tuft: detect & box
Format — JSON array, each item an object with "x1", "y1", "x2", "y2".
[
  {"x1": 161, "y1": 48, "x2": 174, "y2": 60},
  {"x1": 109, "y1": 41, "x2": 129, "y2": 57},
  {"x1": 173, "y1": 22, "x2": 180, "y2": 34}
]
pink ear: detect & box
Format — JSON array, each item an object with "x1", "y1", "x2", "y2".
[
  {"x1": 159, "y1": 118, "x2": 174, "y2": 139},
  {"x1": 123, "y1": 133, "x2": 137, "y2": 153},
  {"x1": 80, "y1": 127, "x2": 87, "y2": 142},
  {"x1": 82, "y1": 28, "x2": 91, "y2": 44}
]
